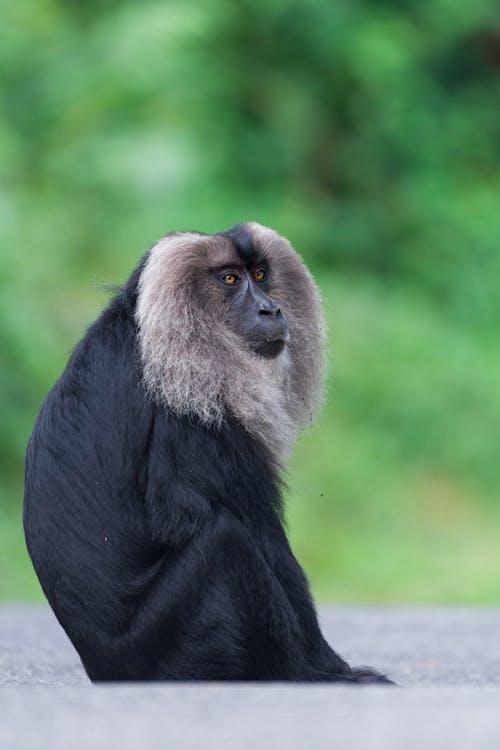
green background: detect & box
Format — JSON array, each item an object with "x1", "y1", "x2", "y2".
[{"x1": 1, "y1": 0, "x2": 500, "y2": 602}]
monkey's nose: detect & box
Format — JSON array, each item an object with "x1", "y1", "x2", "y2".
[{"x1": 259, "y1": 302, "x2": 281, "y2": 317}]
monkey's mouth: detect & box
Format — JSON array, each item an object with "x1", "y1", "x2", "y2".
[{"x1": 253, "y1": 338, "x2": 286, "y2": 359}]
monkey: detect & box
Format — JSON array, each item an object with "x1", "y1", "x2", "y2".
[{"x1": 24, "y1": 222, "x2": 390, "y2": 683}]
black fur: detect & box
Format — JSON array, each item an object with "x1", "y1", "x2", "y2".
[
  {"x1": 225, "y1": 223, "x2": 258, "y2": 266},
  {"x1": 24, "y1": 263, "x2": 391, "y2": 684}
]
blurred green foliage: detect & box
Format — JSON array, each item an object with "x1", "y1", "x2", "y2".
[{"x1": 1, "y1": 0, "x2": 500, "y2": 601}]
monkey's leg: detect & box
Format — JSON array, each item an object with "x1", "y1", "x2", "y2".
[
  {"x1": 148, "y1": 513, "x2": 362, "y2": 682},
  {"x1": 165, "y1": 514, "x2": 392, "y2": 682},
  {"x1": 156, "y1": 513, "x2": 328, "y2": 681},
  {"x1": 72, "y1": 513, "x2": 388, "y2": 682}
]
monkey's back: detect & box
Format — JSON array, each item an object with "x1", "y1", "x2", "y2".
[{"x1": 23, "y1": 286, "x2": 283, "y2": 678}]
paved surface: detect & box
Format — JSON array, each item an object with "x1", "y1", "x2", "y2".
[{"x1": 1, "y1": 604, "x2": 500, "y2": 748}]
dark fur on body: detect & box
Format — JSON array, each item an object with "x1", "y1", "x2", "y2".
[{"x1": 24, "y1": 224, "x2": 390, "y2": 683}]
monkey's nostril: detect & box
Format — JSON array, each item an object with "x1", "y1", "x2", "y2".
[{"x1": 259, "y1": 305, "x2": 281, "y2": 317}]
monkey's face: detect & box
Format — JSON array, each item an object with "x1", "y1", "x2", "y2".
[{"x1": 214, "y1": 264, "x2": 289, "y2": 359}]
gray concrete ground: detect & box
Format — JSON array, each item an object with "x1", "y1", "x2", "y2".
[{"x1": 1, "y1": 604, "x2": 500, "y2": 748}]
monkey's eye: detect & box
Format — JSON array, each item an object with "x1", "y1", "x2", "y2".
[
  {"x1": 253, "y1": 268, "x2": 266, "y2": 282},
  {"x1": 221, "y1": 273, "x2": 239, "y2": 285}
]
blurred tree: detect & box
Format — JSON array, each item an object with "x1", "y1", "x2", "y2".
[{"x1": 1, "y1": 0, "x2": 499, "y2": 600}]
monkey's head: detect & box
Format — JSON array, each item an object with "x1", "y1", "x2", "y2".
[{"x1": 136, "y1": 222, "x2": 326, "y2": 459}]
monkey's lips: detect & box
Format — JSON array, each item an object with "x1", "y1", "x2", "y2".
[{"x1": 254, "y1": 338, "x2": 287, "y2": 359}]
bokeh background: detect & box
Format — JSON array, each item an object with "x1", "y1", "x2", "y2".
[{"x1": 2, "y1": 0, "x2": 500, "y2": 602}]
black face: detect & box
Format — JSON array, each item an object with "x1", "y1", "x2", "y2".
[{"x1": 214, "y1": 264, "x2": 288, "y2": 359}]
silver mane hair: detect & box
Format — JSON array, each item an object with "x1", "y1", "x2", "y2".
[{"x1": 135, "y1": 222, "x2": 326, "y2": 460}]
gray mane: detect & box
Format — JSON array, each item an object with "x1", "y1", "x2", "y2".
[{"x1": 135, "y1": 222, "x2": 326, "y2": 460}]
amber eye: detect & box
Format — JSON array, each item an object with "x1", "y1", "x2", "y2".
[
  {"x1": 222, "y1": 273, "x2": 238, "y2": 285},
  {"x1": 253, "y1": 268, "x2": 266, "y2": 282}
]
